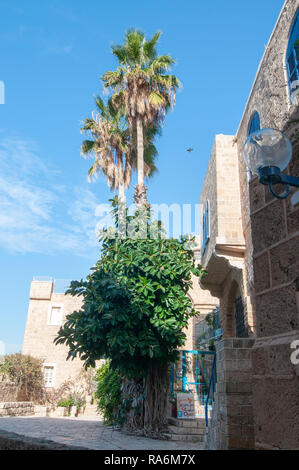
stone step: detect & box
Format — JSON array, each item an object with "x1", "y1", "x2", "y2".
[
  {"x1": 81, "y1": 405, "x2": 100, "y2": 417},
  {"x1": 164, "y1": 433, "x2": 204, "y2": 443},
  {"x1": 168, "y1": 417, "x2": 206, "y2": 429},
  {"x1": 168, "y1": 425, "x2": 205, "y2": 436}
]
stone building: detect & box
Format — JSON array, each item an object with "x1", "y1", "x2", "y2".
[
  {"x1": 22, "y1": 278, "x2": 85, "y2": 389},
  {"x1": 235, "y1": 0, "x2": 299, "y2": 450},
  {"x1": 204, "y1": 0, "x2": 299, "y2": 450},
  {"x1": 199, "y1": 134, "x2": 254, "y2": 339},
  {"x1": 197, "y1": 135, "x2": 256, "y2": 450}
]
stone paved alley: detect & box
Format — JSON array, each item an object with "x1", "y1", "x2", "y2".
[{"x1": 0, "y1": 416, "x2": 204, "y2": 450}]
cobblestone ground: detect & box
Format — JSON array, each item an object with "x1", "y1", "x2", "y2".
[{"x1": 0, "y1": 416, "x2": 203, "y2": 450}]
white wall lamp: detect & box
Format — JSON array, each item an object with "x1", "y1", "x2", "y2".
[{"x1": 242, "y1": 128, "x2": 298, "y2": 199}]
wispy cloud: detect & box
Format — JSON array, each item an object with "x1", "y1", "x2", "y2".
[
  {"x1": 42, "y1": 42, "x2": 73, "y2": 55},
  {"x1": 0, "y1": 136, "x2": 105, "y2": 258}
]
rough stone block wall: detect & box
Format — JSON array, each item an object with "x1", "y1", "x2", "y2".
[
  {"x1": 23, "y1": 281, "x2": 86, "y2": 388},
  {"x1": 236, "y1": 0, "x2": 299, "y2": 304},
  {"x1": 205, "y1": 338, "x2": 255, "y2": 450},
  {"x1": 252, "y1": 331, "x2": 299, "y2": 449},
  {"x1": 0, "y1": 402, "x2": 35, "y2": 417},
  {"x1": 235, "y1": 0, "x2": 299, "y2": 450}
]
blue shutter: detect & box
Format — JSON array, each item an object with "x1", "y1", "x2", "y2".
[
  {"x1": 206, "y1": 200, "x2": 210, "y2": 241},
  {"x1": 248, "y1": 112, "x2": 260, "y2": 136},
  {"x1": 286, "y1": 14, "x2": 299, "y2": 100},
  {"x1": 202, "y1": 200, "x2": 210, "y2": 254},
  {"x1": 248, "y1": 112, "x2": 260, "y2": 183}
]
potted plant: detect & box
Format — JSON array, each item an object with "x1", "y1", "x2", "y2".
[
  {"x1": 57, "y1": 396, "x2": 75, "y2": 416},
  {"x1": 74, "y1": 396, "x2": 86, "y2": 416}
]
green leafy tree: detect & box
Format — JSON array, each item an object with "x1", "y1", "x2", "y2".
[
  {"x1": 55, "y1": 200, "x2": 204, "y2": 432},
  {"x1": 102, "y1": 29, "x2": 180, "y2": 207}
]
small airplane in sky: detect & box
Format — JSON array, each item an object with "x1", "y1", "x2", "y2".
[{"x1": 186, "y1": 148, "x2": 194, "y2": 153}]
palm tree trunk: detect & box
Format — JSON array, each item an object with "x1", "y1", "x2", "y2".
[
  {"x1": 117, "y1": 152, "x2": 125, "y2": 204},
  {"x1": 137, "y1": 116, "x2": 144, "y2": 187},
  {"x1": 134, "y1": 116, "x2": 148, "y2": 208},
  {"x1": 117, "y1": 152, "x2": 126, "y2": 239}
]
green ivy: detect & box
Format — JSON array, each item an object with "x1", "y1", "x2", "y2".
[{"x1": 94, "y1": 362, "x2": 124, "y2": 425}]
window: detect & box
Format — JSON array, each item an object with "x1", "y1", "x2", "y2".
[
  {"x1": 247, "y1": 112, "x2": 261, "y2": 181},
  {"x1": 48, "y1": 304, "x2": 63, "y2": 326},
  {"x1": 43, "y1": 364, "x2": 56, "y2": 388},
  {"x1": 287, "y1": 12, "x2": 299, "y2": 101},
  {"x1": 248, "y1": 111, "x2": 260, "y2": 136},
  {"x1": 202, "y1": 200, "x2": 210, "y2": 255}
]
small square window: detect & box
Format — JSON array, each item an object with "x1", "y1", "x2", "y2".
[{"x1": 48, "y1": 306, "x2": 62, "y2": 325}]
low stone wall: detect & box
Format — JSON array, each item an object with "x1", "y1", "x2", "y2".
[
  {"x1": 0, "y1": 382, "x2": 18, "y2": 402},
  {"x1": 0, "y1": 402, "x2": 35, "y2": 417},
  {"x1": 0, "y1": 430, "x2": 88, "y2": 450}
]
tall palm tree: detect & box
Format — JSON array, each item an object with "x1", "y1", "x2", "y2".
[
  {"x1": 81, "y1": 96, "x2": 131, "y2": 203},
  {"x1": 81, "y1": 96, "x2": 159, "y2": 203},
  {"x1": 102, "y1": 29, "x2": 180, "y2": 207}
]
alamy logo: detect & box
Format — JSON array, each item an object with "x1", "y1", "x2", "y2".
[
  {"x1": 290, "y1": 340, "x2": 299, "y2": 365},
  {"x1": 0, "y1": 81, "x2": 4, "y2": 105},
  {"x1": 94, "y1": 202, "x2": 203, "y2": 241}
]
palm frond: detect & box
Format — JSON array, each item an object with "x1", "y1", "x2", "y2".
[
  {"x1": 101, "y1": 68, "x2": 124, "y2": 88},
  {"x1": 149, "y1": 91, "x2": 165, "y2": 107},
  {"x1": 149, "y1": 55, "x2": 175, "y2": 73},
  {"x1": 81, "y1": 140, "x2": 96, "y2": 156},
  {"x1": 143, "y1": 31, "x2": 161, "y2": 61},
  {"x1": 111, "y1": 45, "x2": 128, "y2": 65},
  {"x1": 125, "y1": 29, "x2": 144, "y2": 65},
  {"x1": 95, "y1": 96, "x2": 108, "y2": 118}
]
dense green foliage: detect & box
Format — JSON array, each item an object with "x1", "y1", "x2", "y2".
[
  {"x1": 55, "y1": 199, "x2": 204, "y2": 380},
  {"x1": 0, "y1": 353, "x2": 44, "y2": 402},
  {"x1": 57, "y1": 395, "x2": 86, "y2": 412},
  {"x1": 57, "y1": 396, "x2": 75, "y2": 408},
  {"x1": 94, "y1": 362, "x2": 124, "y2": 425}
]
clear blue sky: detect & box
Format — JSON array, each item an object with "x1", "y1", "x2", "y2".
[{"x1": 0, "y1": 0, "x2": 285, "y2": 352}]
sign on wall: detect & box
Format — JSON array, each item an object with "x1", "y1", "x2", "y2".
[{"x1": 176, "y1": 392, "x2": 195, "y2": 419}]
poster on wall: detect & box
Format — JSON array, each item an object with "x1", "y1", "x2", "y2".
[{"x1": 176, "y1": 392, "x2": 195, "y2": 419}]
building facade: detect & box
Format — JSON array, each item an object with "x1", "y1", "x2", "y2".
[
  {"x1": 204, "y1": 0, "x2": 299, "y2": 450},
  {"x1": 235, "y1": 0, "x2": 299, "y2": 450},
  {"x1": 22, "y1": 278, "x2": 85, "y2": 389},
  {"x1": 199, "y1": 134, "x2": 254, "y2": 339}
]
